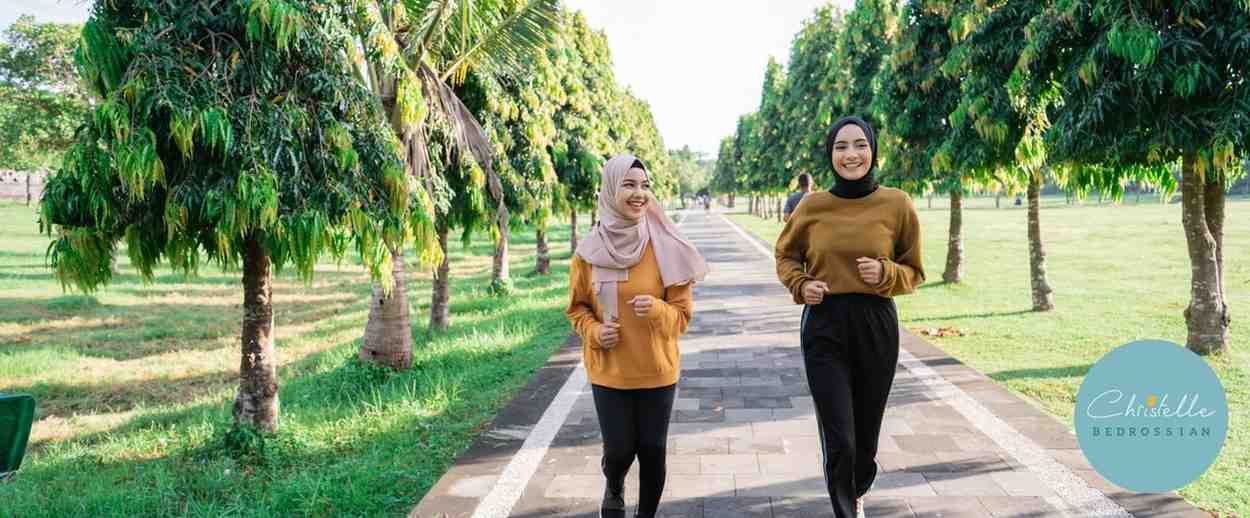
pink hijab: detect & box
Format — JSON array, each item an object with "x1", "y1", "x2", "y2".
[{"x1": 575, "y1": 154, "x2": 708, "y2": 321}]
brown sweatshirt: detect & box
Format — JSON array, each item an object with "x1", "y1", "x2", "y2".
[
  {"x1": 566, "y1": 243, "x2": 693, "y2": 389},
  {"x1": 775, "y1": 188, "x2": 925, "y2": 304}
]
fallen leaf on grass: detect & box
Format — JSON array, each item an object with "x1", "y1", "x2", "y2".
[{"x1": 914, "y1": 326, "x2": 966, "y2": 337}]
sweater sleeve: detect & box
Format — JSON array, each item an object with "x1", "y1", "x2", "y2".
[
  {"x1": 649, "y1": 280, "x2": 693, "y2": 340},
  {"x1": 775, "y1": 203, "x2": 815, "y2": 305},
  {"x1": 565, "y1": 256, "x2": 604, "y2": 349},
  {"x1": 872, "y1": 196, "x2": 926, "y2": 297}
]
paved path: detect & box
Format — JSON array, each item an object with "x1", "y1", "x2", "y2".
[{"x1": 412, "y1": 212, "x2": 1207, "y2": 518}]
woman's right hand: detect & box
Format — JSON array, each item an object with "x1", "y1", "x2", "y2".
[
  {"x1": 802, "y1": 280, "x2": 829, "y2": 305},
  {"x1": 598, "y1": 320, "x2": 621, "y2": 348}
]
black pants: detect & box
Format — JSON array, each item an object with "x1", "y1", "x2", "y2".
[
  {"x1": 591, "y1": 383, "x2": 677, "y2": 517},
  {"x1": 800, "y1": 293, "x2": 899, "y2": 517}
]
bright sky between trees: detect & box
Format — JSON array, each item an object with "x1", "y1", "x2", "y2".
[{"x1": 564, "y1": 1, "x2": 851, "y2": 156}]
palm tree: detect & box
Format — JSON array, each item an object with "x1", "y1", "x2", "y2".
[{"x1": 350, "y1": 0, "x2": 560, "y2": 369}]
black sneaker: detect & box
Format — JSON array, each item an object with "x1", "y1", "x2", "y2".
[{"x1": 600, "y1": 485, "x2": 625, "y2": 518}]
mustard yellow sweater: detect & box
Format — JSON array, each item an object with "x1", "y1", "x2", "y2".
[
  {"x1": 566, "y1": 243, "x2": 693, "y2": 389},
  {"x1": 775, "y1": 188, "x2": 925, "y2": 304}
]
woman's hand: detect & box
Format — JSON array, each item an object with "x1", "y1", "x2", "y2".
[
  {"x1": 627, "y1": 295, "x2": 654, "y2": 318},
  {"x1": 598, "y1": 319, "x2": 621, "y2": 349},
  {"x1": 802, "y1": 280, "x2": 829, "y2": 305},
  {"x1": 857, "y1": 257, "x2": 883, "y2": 285}
]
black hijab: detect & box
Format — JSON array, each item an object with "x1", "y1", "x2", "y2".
[{"x1": 824, "y1": 116, "x2": 879, "y2": 199}]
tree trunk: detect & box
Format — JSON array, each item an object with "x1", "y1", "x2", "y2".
[
  {"x1": 360, "y1": 246, "x2": 413, "y2": 369},
  {"x1": 1206, "y1": 176, "x2": 1225, "y2": 300},
  {"x1": 1180, "y1": 153, "x2": 1229, "y2": 355},
  {"x1": 943, "y1": 188, "x2": 964, "y2": 283},
  {"x1": 234, "y1": 234, "x2": 279, "y2": 432},
  {"x1": 1027, "y1": 172, "x2": 1055, "y2": 311},
  {"x1": 775, "y1": 195, "x2": 783, "y2": 222},
  {"x1": 927, "y1": 194, "x2": 932, "y2": 209},
  {"x1": 995, "y1": 192, "x2": 1001, "y2": 209},
  {"x1": 430, "y1": 225, "x2": 451, "y2": 333},
  {"x1": 728, "y1": 193, "x2": 735, "y2": 208},
  {"x1": 25, "y1": 172, "x2": 32, "y2": 206},
  {"x1": 590, "y1": 209, "x2": 597, "y2": 228},
  {"x1": 110, "y1": 254, "x2": 120, "y2": 274},
  {"x1": 535, "y1": 227, "x2": 550, "y2": 275},
  {"x1": 492, "y1": 215, "x2": 510, "y2": 289},
  {"x1": 570, "y1": 208, "x2": 579, "y2": 252}
]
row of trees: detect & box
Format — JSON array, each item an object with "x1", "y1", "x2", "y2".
[
  {"x1": 33, "y1": 0, "x2": 671, "y2": 433},
  {"x1": 712, "y1": 0, "x2": 1246, "y2": 355},
  {"x1": 350, "y1": 4, "x2": 675, "y2": 370},
  {"x1": 670, "y1": 145, "x2": 714, "y2": 208}
]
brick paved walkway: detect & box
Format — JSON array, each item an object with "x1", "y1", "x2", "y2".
[{"x1": 412, "y1": 211, "x2": 1207, "y2": 518}]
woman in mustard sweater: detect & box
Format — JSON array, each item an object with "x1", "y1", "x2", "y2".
[
  {"x1": 566, "y1": 153, "x2": 708, "y2": 518},
  {"x1": 775, "y1": 116, "x2": 925, "y2": 518}
]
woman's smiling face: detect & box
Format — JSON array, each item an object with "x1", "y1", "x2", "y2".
[
  {"x1": 831, "y1": 123, "x2": 872, "y2": 181},
  {"x1": 615, "y1": 167, "x2": 651, "y2": 221}
]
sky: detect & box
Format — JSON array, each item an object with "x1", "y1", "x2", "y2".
[
  {"x1": 2, "y1": 0, "x2": 853, "y2": 156},
  {"x1": 563, "y1": 1, "x2": 850, "y2": 156}
]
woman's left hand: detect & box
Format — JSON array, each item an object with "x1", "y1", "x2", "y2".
[
  {"x1": 856, "y1": 257, "x2": 883, "y2": 285},
  {"x1": 628, "y1": 295, "x2": 654, "y2": 318}
]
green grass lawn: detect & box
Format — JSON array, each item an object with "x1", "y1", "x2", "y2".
[
  {"x1": 729, "y1": 193, "x2": 1249, "y2": 518},
  {"x1": 0, "y1": 201, "x2": 578, "y2": 517}
]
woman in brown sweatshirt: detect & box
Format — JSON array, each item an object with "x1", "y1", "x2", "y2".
[
  {"x1": 566, "y1": 153, "x2": 707, "y2": 518},
  {"x1": 774, "y1": 116, "x2": 925, "y2": 518}
]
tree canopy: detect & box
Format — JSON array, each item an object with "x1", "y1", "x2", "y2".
[{"x1": 41, "y1": 0, "x2": 422, "y2": 292}]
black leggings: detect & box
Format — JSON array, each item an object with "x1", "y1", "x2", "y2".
[
  {"x1": 591, "y1": 383, "x2": 677, "y2": 517},
  {"x1": 800, "y1": 293, "x2": 899, "y2": 518}
]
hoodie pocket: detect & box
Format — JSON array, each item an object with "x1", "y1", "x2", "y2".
[
  {"x1": 648, "y1": 324, "x2": 677, "y2": 374},
  {"x1": 585, "y1": 344, "x2": 601, "y2": 372}
]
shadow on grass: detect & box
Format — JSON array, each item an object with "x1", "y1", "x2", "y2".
[
  {"x1": 2, "y1": 286, "x2": 574, "y2": 516},
  {"x1": 0, "y1": 248, "x2": 43, "y2": 258},
  {"x1": 7, "y1": 269, "x2": 568, "y2": 422},
  {"x1": 989, "y1": 364, "x2": 1092, "y2": 381},
  {"x1": 902, "y1": 309, "x2": 1034, "y2": 322},
  {"x1": 0, "y1": 294, "x2": 366, "y2": 362}
]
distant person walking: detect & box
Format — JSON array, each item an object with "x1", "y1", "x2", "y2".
[
  {"x1": 783, "y1": 172, "x2": 814, "y2": 221},
  {"x1": 566, "y1": 153, "x2": 709, "y2": 518}
]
